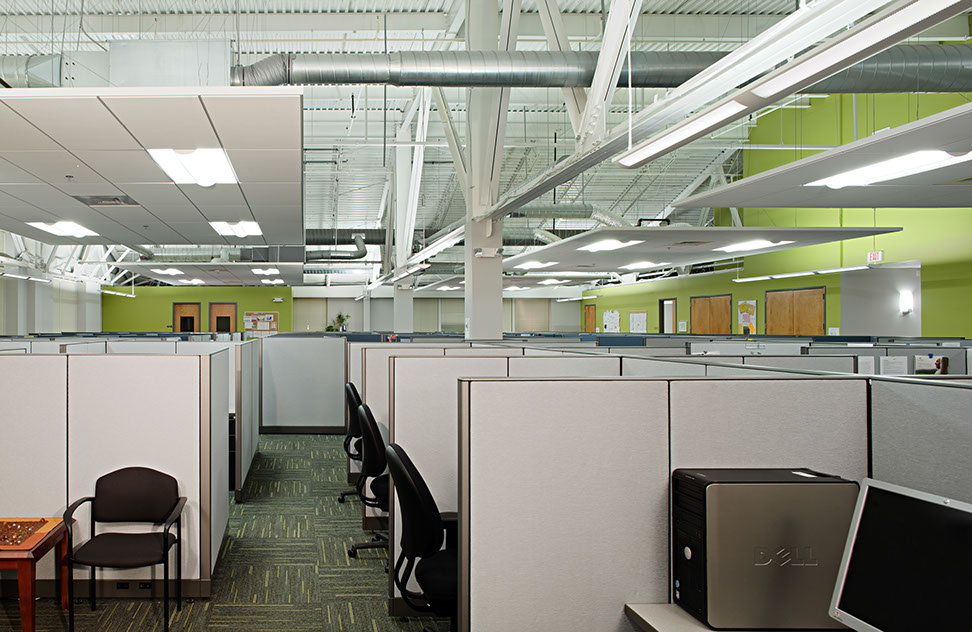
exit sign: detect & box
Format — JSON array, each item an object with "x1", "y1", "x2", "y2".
[{"x1": 867, "y1": 250, "x2": 884, "y2": 264}]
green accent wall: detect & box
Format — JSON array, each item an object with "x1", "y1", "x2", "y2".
[
  {"x1": 586, "y1": 92, "x2": 972, "y2": 337},
  {"x1": 101, "y1": 286, "x2": 293, "y2": 333}
]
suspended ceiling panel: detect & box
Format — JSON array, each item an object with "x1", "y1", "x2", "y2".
[
  {"x1": 113, "y1": 262, "x2": 304, "y2": 287},
  {"x1": 501, "y1": 226, "x2": 901, "y2": 274},
  {"x1": 0, "y1": 86, "x2": 304, "y2": 247},
  {"x1": 675, "y1": 101, "x2": 972, "y2": 210}
]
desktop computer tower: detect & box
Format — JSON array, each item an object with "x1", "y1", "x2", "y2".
[{"x1": 672, "y1": 468, "x2": 859, "y2": 630}]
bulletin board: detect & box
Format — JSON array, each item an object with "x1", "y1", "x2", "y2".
[
  {"x1": 244, "y1": 312, "x2": 278, "y2": 339},
  {"x1": 629, "y1": 311, "x2": 648, "y2": 334},
  {"x1": 603, "y1": 309, "x2": 621, "y2": 333}
]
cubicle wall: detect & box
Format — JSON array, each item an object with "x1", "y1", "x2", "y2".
[
  {"x1": 742, "y1": 354, "x2": 856, "y2": 373},
  {"x1": 870, "y1": 379, "x2": 972, "y2": 505},
  {"x1": 106, "y1": 340, "x2": 178, "y2": 354},
  {"x1": 0, "y1": 356, "x2": 68, "y2": 584},
  {"x1": 455, "y1": 376, "x2": 871, "y2": 632},
  {"x1": 0, "y1": 352, "x2": 229, "y2": 598},
  {"x1": 459, "y1": 379, "x2": 670, "y2": 632},
  {"x1": 262, "y1": 335, "x2": 346, "y2": 433}
]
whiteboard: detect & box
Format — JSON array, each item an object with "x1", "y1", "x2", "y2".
[
  {"x1": 629, "y1": 311, "x2": 647, "y2": 334},
  {"x1": 603, "y1": 309, "x2": 620, "y2": 333}
]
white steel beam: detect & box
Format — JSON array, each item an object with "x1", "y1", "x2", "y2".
[
  {"x1": 578, "y1": 0, "x2": 644, "y2": 148},
  {"x1": 534, "y1": 0, "x2": 588, "y2": 133},
  {"x1": 657, "y1": 148, "x2": 737, "y2": 220},
  {"x1": 432, "y1": 87, "x2": 469, "y2": 206}
]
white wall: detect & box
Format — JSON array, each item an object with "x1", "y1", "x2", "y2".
[
  {"x1": 0, "y1": 276, "x2": 100, "y2": 335},
  {"x1": 548, "y1": 299, "x2": 581, "y2": 332},
  {"x1": 841, "y1": 264, "x2": 921, "y2": 336},
  {"x1": 327, "y1": 297, "x2": 364, "y2": 331},
  {"x1": 370, "y1": 298, "x2": 394, "y2": 331}
]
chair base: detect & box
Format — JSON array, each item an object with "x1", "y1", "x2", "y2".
[
  {"x1": 337, "y1": 488, "x2": 359, "y2": 503},
  {"x1": 348, "y1": 531, "x2": 388, "y2": 558}
]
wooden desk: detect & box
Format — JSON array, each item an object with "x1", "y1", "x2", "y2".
[
  {"x1": 0, "y1": 518, "x2": 70, "y2": 632},
  {"x1": 624, "y1": 604, "x2": 844, "y2": 632}
]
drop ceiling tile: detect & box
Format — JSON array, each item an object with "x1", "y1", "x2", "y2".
[
  {"x1": 80, "y1": 222, "x2": 157, "y2": 245},
  {"x1": 0, "y1": 151, "x2": 110, "y2": 186},
  {"x1": 228, "y1": 150, "x2": 302, "y2": 182},
  {"x1": 0, "y1": 184, "x2": 92, "y2": 210},
  {"x1": 164, "y1": 222, "x2": 229, "y2": 245},
  {"x1": 2, "y1": 96, "x2": 141, "y2": 151},
  {"x1": 73, "y1": 150, "x2": 171, "y2": 184},
  {"x1": 242, "y1": 183, "x2": 302, "y2": 207},
  {"x1": 202, "y1": 94, "x2": 301, "y2": 150},
  {"x1": 53, "y1": 183, "x2": 125, "y2": 198},
  {"x1": 0, "y1": 203, "x2": 61, "y2": 223},
  {"x1": 260, "y1": 222, "x2": 305, "y2": 246},
  {"x1": 89, "y1": 204, "x2": 163, "y2": 226},
  {"x1": 116, "y1": 183, "x2": 197, "y2": 208},
  {"x1": 0, "y1": 103, "x2": 61, "y2": 151},
  {"x1": 0, "y1": 157, "x2": 43, "y2": 184},
  {"x1": 100, "y1": 96, "x2": 220, "y2": 149},
  {"x1": 178, "y1": 183, "x2": 248, "y2": 209},
  {"x1": 139, "y1": 204, "x2": 208, "y2": 223},
  {"x1": 193, "y1": 205, "x2": 256, "y2": 223}
]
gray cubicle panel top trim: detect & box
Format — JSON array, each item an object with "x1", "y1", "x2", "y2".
[{"x1": 455, "y1": 375, "x2": 870, "y2": 384}]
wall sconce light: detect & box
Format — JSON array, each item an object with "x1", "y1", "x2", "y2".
[{"x1": 899, "y1": 289, "x2": 914, "y2": 314}]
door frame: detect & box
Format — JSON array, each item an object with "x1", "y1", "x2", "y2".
[
  {"x1": 173, "y1": 302, "x2": 202, "y2": 333},
  {"x1": 764, "y1": 286, "x2": 826, "y2": 336},
  {"x1": 583, "y1": 303, "x2": 596, "y2": 333},
  {"x1": 657, "y1": 297, "x2": 676, "y2": 334},
  {"x1": 689, "y1": 293, "x2": 732, "y2": 335},
  {"x1": 209, "y1": 302, "x2": 238, "y2": 333}
]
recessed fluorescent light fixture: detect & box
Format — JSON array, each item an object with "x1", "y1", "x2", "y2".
[
  {"x1": 578, "y1": 239, "x2": 644, "y2": 252},
  {"x1": 4, "y1": 273, "x2": 28, "y2": 280},
  {"x1": 515, "y1": 261, "x2": 558, "y2": 269},
  {"x1": 262, "y1": 279, "x2": 285, "y2": 285},
  {"x1": 148, "y1": 148, "x2": 237, "y2": 187},
  {"x1": 752, "y1": 0, "x2": 971, "y2": 100},
  {"x1": 899, "y1": 289, "x2": 914, "y2": 314},
  {"x1": 211, "y1": 221, "x2": 262, "y2": 238},
  {"x1": 731, "y1": 275, "x2": 772, "y2": 283},
  {"x1": 179, "y1": 279, "x2": 205, "y2": 285},
  {"x1": 713, "y1": 239, "x2": 794, "y2": 253},
  {"x1": 505, "y1": 286, "x2": 527, "y2": 291},
  {"x1": 252, "y1": 268, "x2": 280, "y2": 275},
  {"x1": 390, "y1": 263, "x2": 431, "y2": 284},
  {"x1": 615, "y1": 101, "x2": 748, "y2": 168},
  {"x1": 28, "y1": 277, "x2": 51, "y2": 283},
  {"x1": 151, "y1": 268, "x2": 183, "y2": 276},
  {"x1": 538, "y1": 279, "x2": 567, "y2": 285},
  {"x1": 805, "y1": 150, "x2": 972, "y2": 189},
  {"x1": 27, "y1": 221, "x2": 98, "y2": 238},
  {"x1": 621, "y1": 261, "x2": 670, "y2": 270},
  {"x1": 771, "y1": 271, "x2": 816, "y2": 279},
  {"x1": 437, "y1": 285, "x2": 462, "y2": 291},
  {"x1": 407, "y1": 226, "x2": 465, "y2": 266}
]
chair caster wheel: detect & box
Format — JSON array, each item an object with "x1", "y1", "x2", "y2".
[
  {"x1": 348, "y1": 549, "x2": 357, "y2": 558},
  {"x1": 338, "y1": 496, "x2": 345, "y2": 503}
]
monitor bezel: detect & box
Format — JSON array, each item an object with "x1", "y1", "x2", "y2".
[{"x1": 828, "y1": 477, "x2": 972, "y2": 632}]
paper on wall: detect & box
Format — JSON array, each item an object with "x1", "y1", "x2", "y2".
[{"x1": 879, "y1": 356, "x2": 908, "y2": 375}]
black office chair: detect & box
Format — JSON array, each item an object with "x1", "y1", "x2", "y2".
[
  {"x1": 347, "y1": 403, "x2": 390, "y2": 558},
  {"x1": 385, "y1": 443, "x2": 458, "y2": 632},
  {"x1": 64, "y1": 467, "x2": 187, "y2": 632},
  {"x1": 338, "y1": 382, "x2": 364, "y2": 504}
]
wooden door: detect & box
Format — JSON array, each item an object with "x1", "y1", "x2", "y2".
[
  {"x1": 584, "y1": 304, "x2": 596, "y2": 333},
  {"x1": 173, "y1": 303, "x2": 201, "y2": 333},
  {"x1": 765, "y1": 287, "x2": 825, "y2": 335},
  {"x1": 690, "y1": 294, "x2": 731, "y2": 334},
  {"x1": 210, "y1": 303, "x2": 237, "y2": 333}
]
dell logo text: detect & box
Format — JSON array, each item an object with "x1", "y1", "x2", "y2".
[{"x1": 753, "y1": 546, "x2": 818, "y2": 567}]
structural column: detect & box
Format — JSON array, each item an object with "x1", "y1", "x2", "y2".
[
  {"x1": 393, "y1": 285, "x2": 413, "y2": 333},
  {"x1": 463, "y1": 0, "x2": 505, "y2": 340}
]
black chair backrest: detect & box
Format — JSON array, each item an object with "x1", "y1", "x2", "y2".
[
  {"x1": 357, "y1": 403, "x2": 387, "y2": 478},
  {"x1": 93, "y1": 467, "x2": 178, "y2": 523},
  {"x1": 345, "y1": 383, "x2": 363, "y2": 438},
  {"x1": 385, "y1": 443, "x2": 444, "y2": 559}
]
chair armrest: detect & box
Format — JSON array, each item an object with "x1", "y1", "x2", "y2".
[
  {"x1": 63, "y1": 497, "x2": 94, "y2": 549},
  {"x1": 163, "y1": 497, "x2": 188, "y2": 532},
  {"x1": 441, "y1": 512, "x2": 458, "y2": 550}
]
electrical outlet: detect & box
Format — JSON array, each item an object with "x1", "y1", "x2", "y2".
[
  {"x1": 116, "y1": 582, "x2": 129, "y2": 590},
  {"x1": 138, "y1": 582, "x2": 152, "y2": 590}
]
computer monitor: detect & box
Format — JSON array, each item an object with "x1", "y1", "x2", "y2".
[{"x1": 829, "y1": 478, "x2": 972, "y2": 632}]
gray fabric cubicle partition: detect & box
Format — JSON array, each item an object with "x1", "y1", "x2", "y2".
[
  {"x1": 870, "y1": 379, "x2": 972, "y2": 504},
  {"x1": 621, "y1": 356, "x2": 706, "y2": 377},
  {"x1": 669, "y1": 378, "x2": 870, "y2": 481},
  {"x1": 459, "y1": 378, "x2": 670, "y2": 632},
  {"x1": 506, "y1": 355, "x2": 621, "y2": 376},
  {"x1": 0, "y1": 356, "x2": 68, "y2": 585},
  {"x1": 689, "y1": 341, "x2": 806, "y2": 356},
  {"x1": 742, "y1": 354, "x2": 856, "y2": 373},
  {"x1": 262, "y1": 335, "x2": 346, "y2": 433}
]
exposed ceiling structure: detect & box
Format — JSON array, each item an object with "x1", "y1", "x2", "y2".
[{"x1": 0, "y1": 0, "x2": 968, "y2": 289}]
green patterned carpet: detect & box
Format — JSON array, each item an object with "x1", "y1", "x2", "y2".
[{"x1": 0, "y1": 436, "x2": 446, "y2": 631}]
